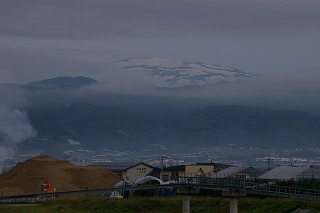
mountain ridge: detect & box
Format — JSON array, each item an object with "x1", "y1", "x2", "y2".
[
  {"x1": 24, "y1": 76, "x2": 98, "y2": 88},
  {"x1": 24, "y1": 104, "x2": 320, "y2": 153}
]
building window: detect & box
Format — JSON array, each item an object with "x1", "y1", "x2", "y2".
[{"x1": 162, "y1": 175, "x2": 169, "y2": 181}]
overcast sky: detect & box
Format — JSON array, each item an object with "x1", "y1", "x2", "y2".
[{"x1": 1, "y1": 0, "x2": 320, "y2": 113}]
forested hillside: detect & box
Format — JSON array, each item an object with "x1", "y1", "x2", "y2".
[{"x1": 25, "y1": 104, "x2": 320, "y2": 151}]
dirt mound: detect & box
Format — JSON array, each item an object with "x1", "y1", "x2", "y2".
[{"x1": 0, "y1": 155, "x2": 122, "y2": 196}]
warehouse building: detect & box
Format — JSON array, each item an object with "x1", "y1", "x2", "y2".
[
  {"x1": 162, "y1": 162, "x2": 230, "y2": 181},
  {"x1": 257, "y1": 165, "x2": 320, "y2": 181},
  {"x1": 213, "y1": 166, "x2": 263, "y2": 179}
]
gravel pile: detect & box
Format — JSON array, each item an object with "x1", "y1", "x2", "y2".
[{"x1": 0, "y1": 155, "x2": 122, "y2": 196}]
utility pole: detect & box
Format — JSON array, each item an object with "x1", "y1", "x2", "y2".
[
  {"x1": 160, "y1": 156, "x2": 167, "y2": 180},
  {"x1": 266, "y1": 157, "x2": 273, "y2": 171}
]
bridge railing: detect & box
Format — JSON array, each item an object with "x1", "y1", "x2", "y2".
[
  {"x1": 250, "y1": 183, "x2": 320, "y2": 197},
  {"x1": 170, "y1": 176, "x2": 250, "y2": 190},
  {"x1": 170, "y1": 176, "x2": 320, "y2": 199}
]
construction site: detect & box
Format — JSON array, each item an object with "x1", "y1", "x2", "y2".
[{"x1": 0, "y1": 155, "x2": 122, "y2": 197}]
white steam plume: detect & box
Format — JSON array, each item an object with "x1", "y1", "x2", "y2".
[{"x1": 0, "y1": 86, "x2": 37, "y2": 162}]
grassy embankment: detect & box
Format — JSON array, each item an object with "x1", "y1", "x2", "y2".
[{"x1": 1, "y1": 196, "x2": 320, "y2": 213}]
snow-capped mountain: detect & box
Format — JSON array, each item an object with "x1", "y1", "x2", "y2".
[{"x1": 116, "y1": 58, "x2": 257, "y2": 88}]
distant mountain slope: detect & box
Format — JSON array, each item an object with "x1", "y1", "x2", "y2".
[
  {"x1": 116, "y1": 58, "x2": 257, "y2": 88},
  {"x1": 25, "y1": 76, "x2": 98, "y2": 88},
  {"x1": 27, "y1": 103, "x2": 158, "y2": 149},
  {"x1": 23, "y1": 104, "x2": 320, "y2": 153},
  {"x1": 169, "y1": 105, "x2": 320, "y2": 148}
]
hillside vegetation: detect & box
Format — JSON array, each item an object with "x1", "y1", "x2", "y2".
[
  {"x1": 1, "y1": 196, "x2": 320, "y2": 213},
  {"x1": 170, "y1": 105, "x2": 320, "y2": 148},
  {"x1": 25, "y1": 104, "x2": 320, "y2": 151}
]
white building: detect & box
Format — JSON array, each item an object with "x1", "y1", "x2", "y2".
[{"x1": 90, "y1": 162, "x2": 160, "y2": 182}]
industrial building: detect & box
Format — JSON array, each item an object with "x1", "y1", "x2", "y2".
[
  {"x1": 162, "y1": 162, "x2": 230, "y2": 181},
  {"x1": 213, "y1": 166, "x2": 263, "y2": 179},
  {"x1": 257, "y1": 165, "x2": 320, "y2": 180}
]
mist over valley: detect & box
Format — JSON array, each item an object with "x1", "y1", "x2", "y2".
[{"x1": 1, "y1": 65, "x2": 320, "y2": 169}]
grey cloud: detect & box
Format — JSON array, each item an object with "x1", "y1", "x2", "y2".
[
  {"x1": 0, "y1": 0, "x2": 319, "y2": 116},
  {"x1": 19, "y1": 67, "x2": 320, "y2": 115},
  {"x1": 1, "y1": 0, "x2": 320, "y2": 39},
  {"x1": 185, "y1": 70, "x2": 320, "y2": 113},
  {"x1": 0, "y1": 84, "x2": 28, "y2": 108},
  {"x1": 0, "y1": 42, "x2": 113, "y2": 84}
]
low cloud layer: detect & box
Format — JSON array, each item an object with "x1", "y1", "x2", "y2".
[
  {"x1": 0, "y1": 65, "x2": 319, "y2": 161},
  {"x1": 192, "y1": 71, "x2": 320, "y2": 113},
  {"x1": 15, "y1": 67, "x2": 320, "y2": 115}
]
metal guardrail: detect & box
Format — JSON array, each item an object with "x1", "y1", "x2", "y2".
[
  {"x1": 0, "y1": 195, "x2": 55, "y2": 204},
  {"x1": 170, "y1": 176, "x2": 248, "y2": 190},
  {"x1": 171, "y1": 176, "x2": 320, "y2": 200},
  {"x1": 246, "y1": 184, "x2": 320, "y2": 201}
]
